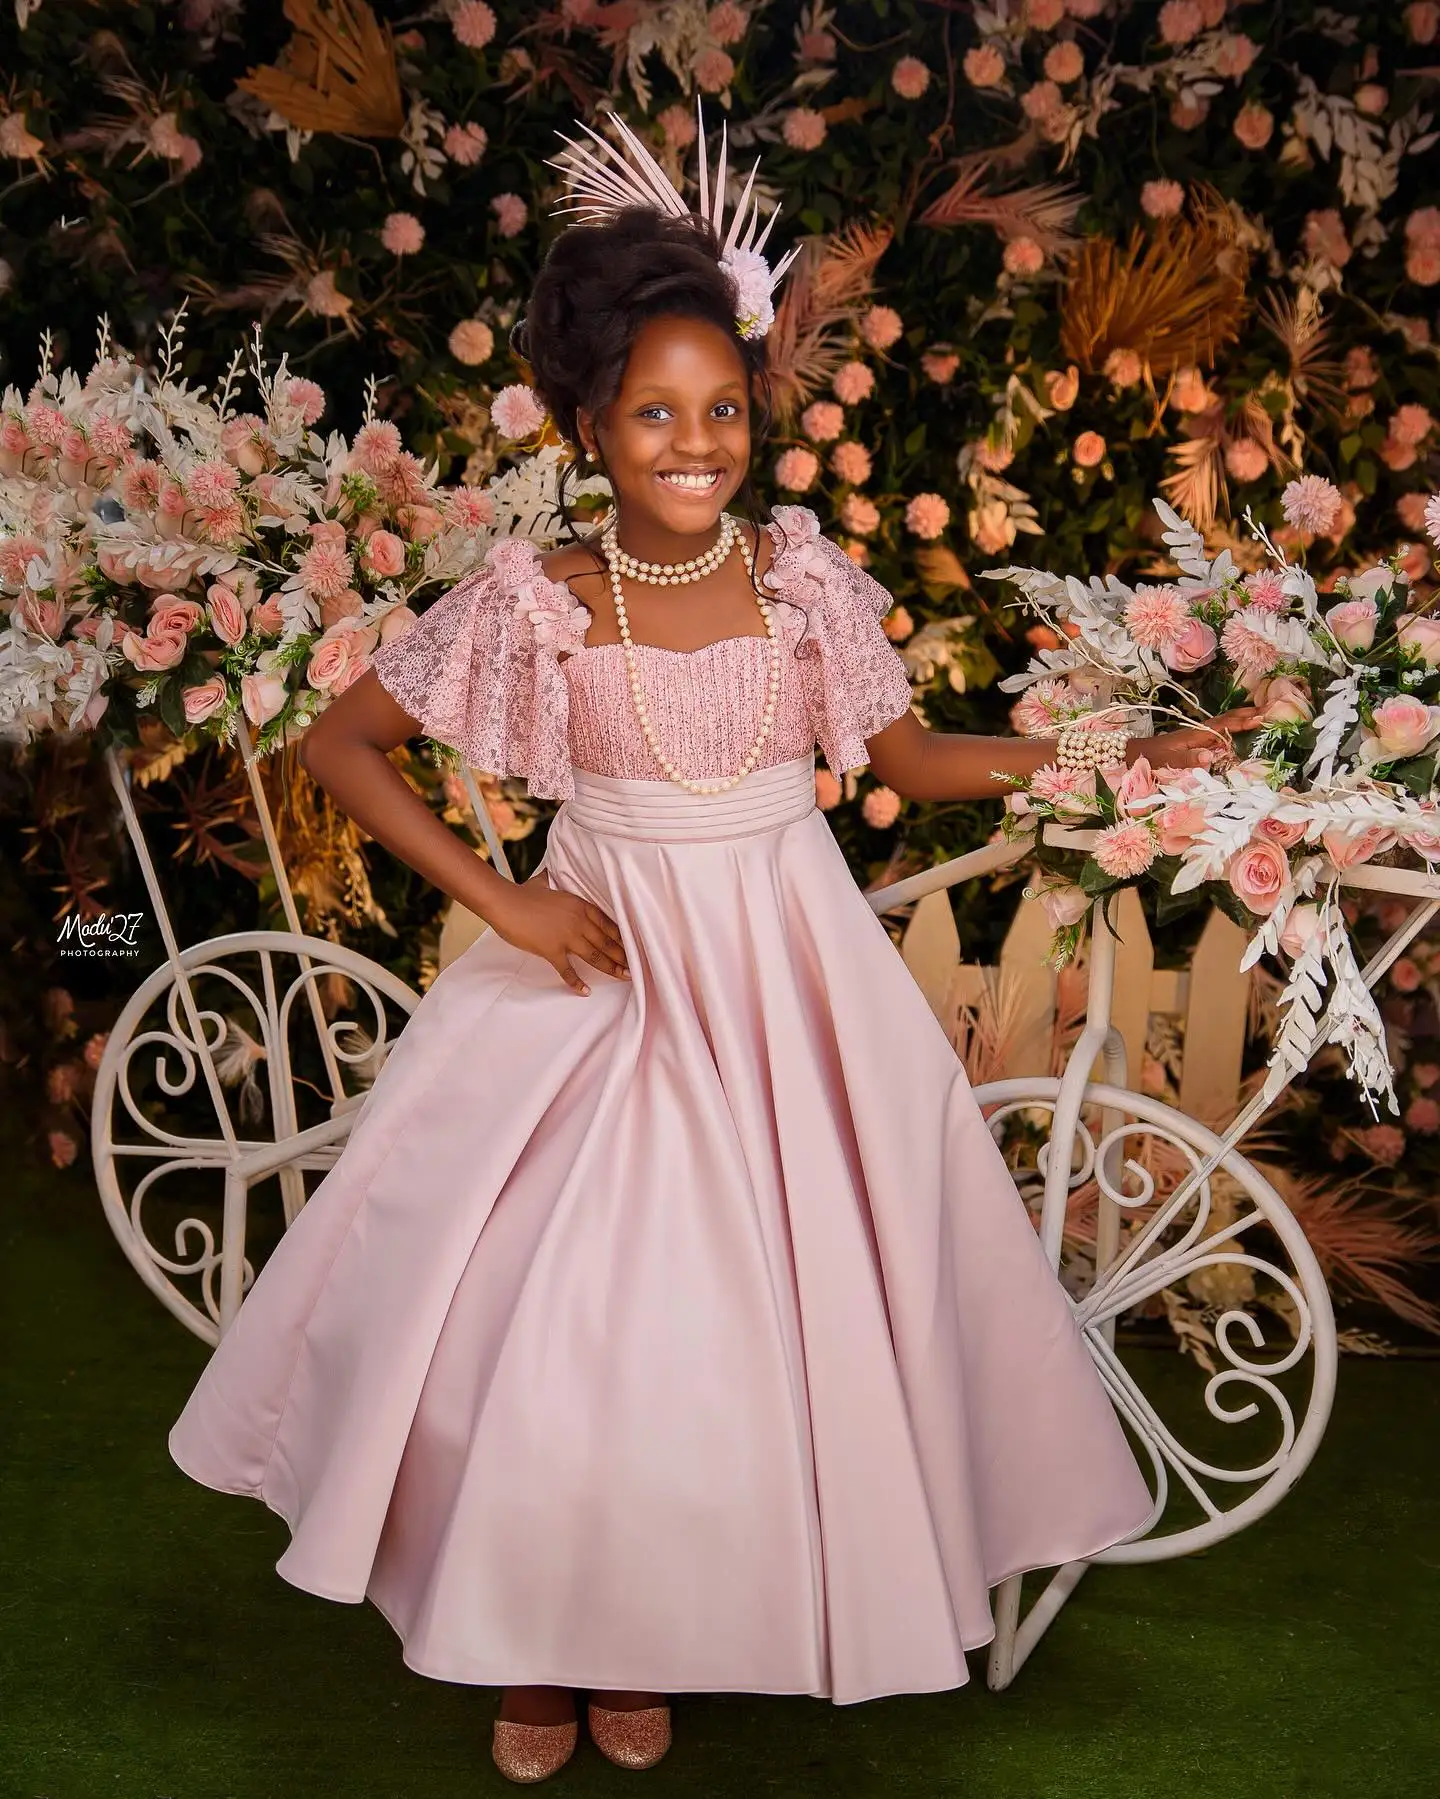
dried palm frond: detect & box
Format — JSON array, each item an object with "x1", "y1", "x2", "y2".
[
  {"x1": 766, "y1": 221, "x2": 891, "y2": 424},
  {"x1": 1160, "y1": 403, "x2": 1226, "y2": 529},
  {"x1": 919, "y1": 149, "x2": 1083, "y2": 252},
  {"x1": 237, "y1": 0, "x2": 404, "y2": 138},
  {"x1": 950, "y1": 967, "x2": 1027, "y2": 1089},
  {"x1": 1256, "y1": 286, "x2": 1348, "y2": 421},
  {"x1": 1060, "y1": 211, "x2": 1248, "y2": 378},
  {"x1": 1256, "y1": 1166, "x2": 1440, "y2": 1336}
]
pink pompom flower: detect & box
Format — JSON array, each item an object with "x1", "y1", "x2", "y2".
[
  {"x1": 1281, "y1": 475, "x2": 1343, "y2": 536},
  {"x1": 782, "y1": 107, "x2": 828, "y2": 150},
  {"x1": 1141, "y1": 179, "x2": 1185, "y2": 219},
  {"x1": 1233, "y1": 103, "x2": 1275, "y2": 151},
  {"x1": 774, "y1": 447, "x2": 819, "y2": 492},
  {"x1": 860, "y1": 305, "x2": 903, "y2": 350},
  {"x1": 491, "y1": 384, "x2": 547, "y2": 440},
  {"x1": 1044, "y1": 41, "x2": 1084, "y2": 84},
  {"x1": 491, "y1": 193, "x2": 528, "y2": 238},
  {"x1": 840, "y1": 494, "x2": 881, "y2": 537},
  {"x1": 1124, "y1": 584, "x2": 1191, "y2": 649},
  {"x1": 1093, "y1": 820, "x2": 1159, "y2": 878},
  {"x1": 452, "y1": 1, "x2": 497, "y2": 47},
  {"x1": 800, "y1": 400, "x2": 845, "y2": 443},
  {"x1": 1158, "y1": 0, "x2": 1204, "y2": 45},
  {"x1": 963, "y1": 43, "x2": 1006, "y2": 88},
  {"x1": 1003, "y1": 236, "x2": 1045, "y2": 277},
  {"x1": 892, "y1": 56, "x2": 932, "y2": 98},
  {"x1": 830, "y1": 441, "x2": 872, "y2": 485},
  {"x1": 905, "y1": 492, "x2": 950, "y2": 538},
  {"x1": 832, "y1": 361, "x2": 876, "y2": 405},
  {"x1": 444, "y1": 122, "x2": 488, "y2": 165},
  {"x1": 449, "y1": 319, "x2": 495, "y2": 365},
  {"x1": 862, "y1": 785, "x2": 903, "y2": 829},
  {"x1": 693, "y1": 48, "x2": 736, "y2": 93},
  {"x1": 381, "y1": 212, "x2": 425, "y2": 255},
  {"x1": 707, "y1": 3, "x2": 748, "y2": 47}
]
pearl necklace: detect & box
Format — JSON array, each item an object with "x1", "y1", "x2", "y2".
[
  {"x1": 600, "y1": 513, "x2": 782, "y2": 796},
  {"x1": 600, "y1": 512, "x2": 738, "y2": 584}
]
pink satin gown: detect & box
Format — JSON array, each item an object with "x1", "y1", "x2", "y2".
[{"x1": 168, "y1": 506, "x2": 1156, "y2": 1703}]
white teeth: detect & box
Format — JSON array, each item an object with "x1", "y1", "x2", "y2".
[{"x1": 659, "y1": 471, "x2": 718, "y2": 489}]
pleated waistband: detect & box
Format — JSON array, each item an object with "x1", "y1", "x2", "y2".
[{"x1": 563, "y1": 754, "x2": 817, "y2": 843}]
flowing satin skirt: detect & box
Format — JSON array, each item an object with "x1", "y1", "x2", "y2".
[{"x1": 168, "y1": 753, "x2": 1155, "y2": 1703}]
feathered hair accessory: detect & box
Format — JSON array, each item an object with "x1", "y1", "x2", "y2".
[{"x1": 548, "y1": 101, "x2": 798, "y2": 342}]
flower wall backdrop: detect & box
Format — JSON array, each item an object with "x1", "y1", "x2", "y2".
[{"x1": 4, "y1": 0, "x2": 1440, "y2": 1333}]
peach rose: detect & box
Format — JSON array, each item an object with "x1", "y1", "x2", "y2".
[
  {"x1": 182, "y1": 676, "x2": 228, "y2": 724},
  {"x1": 1226, "y1": 837, "x2": 1291, "y2": 915},
  {"x1": 122, "y1": 625, "x2": 188, "y2": 672},
  {"x1": 1155, "y1": 798, "x2": 1208, "y2": 855},
  {"x1": 396, "y1": 503, "x2": 444, "y2": 542},
  {"x1": 306, "y1": 634, "x2": 354, "y2": 692},
  {"x1": 378, "y1": 604, "x2": 418, "y2": 642},
  {"x1": 206, "y1": 582, "x2": 248, "y2": 645},
  {"x1": 250, "y1": 596, "x2": 285, "y2": 635},
  {"x1": 1254, "y1": 812, "x2": 1308, "y2": 851},
  {"x1": 1073, "y1": 430, "x2": 1106, "y2": 468},
  {"x1": 1259, "y1": 676, "x2": 1314, "y2": 724},
  {"x1": 241, "y1": 670, "x2": 287, "y2": 726},
  {"x1": 1046, "y1": 365, "x2": 1080, "y2": 410},
  {"x1": 1365, "y1": 695, "x2": 1440, "y2": 759},
  {"x1": 363, "y1": 530, "x2": 407, "y2": 578},
  {"x1": 319, "y1": 588, "x2": 366, "y2": 629},
  {"x1": 1321, "y1": 823, "x2": 1398, "y2": 869}
]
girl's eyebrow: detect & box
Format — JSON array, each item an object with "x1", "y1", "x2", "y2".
[{"x1": 626, "y1": 381, "x2": 747, "y2": 402}]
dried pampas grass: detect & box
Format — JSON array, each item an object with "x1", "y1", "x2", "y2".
[{"x1": 766, "y1": 220, "x2": 892, "y2": 425}]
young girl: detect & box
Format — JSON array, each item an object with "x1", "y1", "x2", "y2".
[{"x1": 168, "y1": 127, "x2": 1255, "y2": 1786}]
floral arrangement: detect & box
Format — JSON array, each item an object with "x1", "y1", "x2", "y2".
[
  {"x1": 0, "y1": 312, "x2": 608, "y2": 757},
  {"x1": 989, "y1": 474, "x2": 1440, "y2": 1115}
]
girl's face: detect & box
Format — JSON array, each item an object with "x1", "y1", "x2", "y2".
[{"x1": 579, "y1": 313, "x2": 751, "y2": 542}]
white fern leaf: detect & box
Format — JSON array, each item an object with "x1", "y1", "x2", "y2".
[
  {"x1": 1305, "y1": 674, "x2": 1361, "y2": 783},
  {"x1": 1152, "y1": 498, "x2": 1212, "y2": 581}
]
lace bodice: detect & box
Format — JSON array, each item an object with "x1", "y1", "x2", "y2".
[{"x1": 370, "y1": 506, "x2": 915, "y2": 801}]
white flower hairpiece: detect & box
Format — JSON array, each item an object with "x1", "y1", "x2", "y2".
[{"x1": 548, "y1": 101, "x2": 798, "y2": 341}]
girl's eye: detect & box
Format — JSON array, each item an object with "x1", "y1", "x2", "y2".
[
  {"x1": 713, "y1": 402, "x2": 740, "y2": 419},
  {"x1": 638, "y1": 406, "x2": 672, "y2": 421}
]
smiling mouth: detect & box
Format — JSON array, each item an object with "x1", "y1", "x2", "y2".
[{"x1": 656, "y1": 469, "x2": 723, "y2": 492}]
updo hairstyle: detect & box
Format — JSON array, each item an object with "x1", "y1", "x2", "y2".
[{"x1": 512, "y1": 207, "x2": 773, "y2": 552}]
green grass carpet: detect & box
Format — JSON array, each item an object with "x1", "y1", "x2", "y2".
[{"x1": 4, "y1": 1131, "x2": 1438, "y2": 1799}]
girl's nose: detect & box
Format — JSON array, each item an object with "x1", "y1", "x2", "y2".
[{"x1": 670, "y1": 412, "x2": 719, "y2": 456}]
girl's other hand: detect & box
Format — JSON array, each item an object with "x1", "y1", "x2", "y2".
[
  {"x1": 488, "y1": 873, "x2": 630, "y2": 995},
  {"x1": 1150, "y1": 704, "x2": 1264, "y2": 770}
]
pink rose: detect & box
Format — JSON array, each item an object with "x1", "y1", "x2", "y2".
[
  {"x1": 1278, "y1": 903, "x2": 1323, "y2": 958},
  {"x1": 1324, "y1": 596, "x2": 1377, "y2": 652},
  {"x1": 363, "y1": 530, "x2": 406, "y2": 578},
  {"x1": 1160, "y1": 617, "x2": 1218, "y2": 673},
  {"x1": 1227, "y1": 838, "x2": 1291, "y2": 916},
  {"x1": 182, "y1": 676, "x2": 228, "y2": 724},
  {"x1": 1111, "y1": 755, "x2": 1159, "y2": 815},
  {"x1": 1321, "y1": 824, "x2": 1398, "y2": 870},
  {"x1": 1397, "y1": 614, "x2": 1440, "y2": 666},
  {"x1": 206, "y1": 582, "x2": 248, "y2": 645},
  {"x1": 1365, "y1": 694, "x2": 1440, "y2": 759},
  {"x1": 396, "y1": 503, "x2": 444, "y2": 542},
  {"x1": 241, "y1": 670, "x2": 287, "y2": 725},
  {"x1": 1038, "y1": 883, "x2": 1090, "y2": 929},
  {"x1": 250, "y1": 596, "x2": 285, "y2": 635}
]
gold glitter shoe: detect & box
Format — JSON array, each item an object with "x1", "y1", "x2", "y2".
[
  {"x1": 586, "y1": 1700, "x2": 672, "y2": 1770},
  {"x1": 491, "y1": 1717, "x2": 579, "y2": 1784}
]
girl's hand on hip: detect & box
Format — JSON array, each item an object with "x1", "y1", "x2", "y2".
[{"x1": 488, "y1": 873, "x2": 630, "y2": 995}]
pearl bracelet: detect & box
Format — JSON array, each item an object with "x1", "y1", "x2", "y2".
[{"x1": 1055, "y1": 723, "x2": 1130, "y2": 772}]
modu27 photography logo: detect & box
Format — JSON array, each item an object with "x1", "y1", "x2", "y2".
[{"x1": 56, "y1": 910, "x2": 146, "y2": 958}]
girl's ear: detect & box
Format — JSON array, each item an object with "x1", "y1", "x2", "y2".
[{"x1": 575, "y1": 407, "x2": 598, "y2": 460}]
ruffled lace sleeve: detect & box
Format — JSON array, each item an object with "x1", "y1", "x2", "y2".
[
  {"x1": 369, "y1": 537, "x2": 591, "y2": 802},
  {"x1": 763, "y1": 505, "x2": 915, "y2": 775}
]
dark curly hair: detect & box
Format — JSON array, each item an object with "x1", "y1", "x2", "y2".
[{"x1": 511, "y1": 207, "x2": 774, "y2": 562}]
